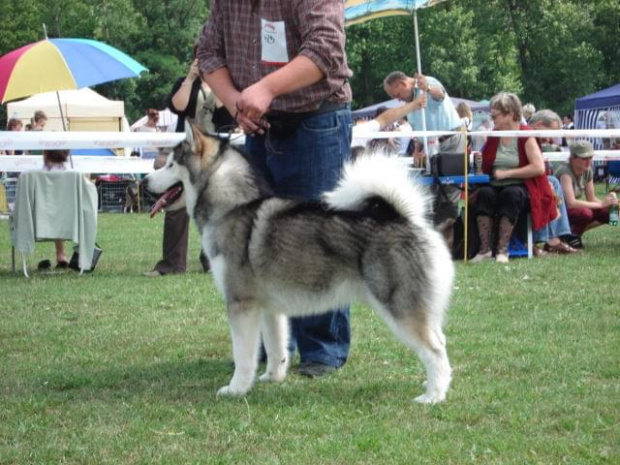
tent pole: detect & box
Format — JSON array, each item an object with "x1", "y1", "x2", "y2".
[
  {"x1": 413, "y1": 9, "x2": 430, "y2": 172},
  {"x1": 56, "y1": 91, "x2": 74, "y2": 168}
]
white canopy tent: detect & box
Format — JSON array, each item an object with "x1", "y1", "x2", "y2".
[{"x1": 7, "y1": 88, "x2": 127, "y2": 133}]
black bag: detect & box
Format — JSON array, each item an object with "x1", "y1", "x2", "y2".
[
  {"x1": 431, "y1": 152, "x2": 467, "y2": 176},
  {"x1": 68, "y1": 243, "x2": 103, "y2": 273},
  {"x1": 451, "y1": 209, "x2": 480, "y2": 260}
]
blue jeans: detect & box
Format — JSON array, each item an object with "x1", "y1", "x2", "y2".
[
  {"x1": 245, "y1": 106, "x2": 352, "y2": 368},
  {"x1": 533, "y1": 176, "x2": 571, "y2": 243}
]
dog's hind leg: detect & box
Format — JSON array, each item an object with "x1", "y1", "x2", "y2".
[
  {"x1": 405, "y1": 320, "x2": 451, "y2": 404},
  {"x1": 369, "y1": 297, "x2": 451, "y2": 404},
  {"x1": 217, "y1": 303, "x2": 261, "y2": 397},
  {"x1": 395, "y1": 317, "x2": 451, "y2": 404},
  {"x1": 259, "y1": 312, "x2": 290, "y2": 383}
]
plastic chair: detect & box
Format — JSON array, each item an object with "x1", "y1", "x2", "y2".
[{"x1": 10, "y1": 170, "x2": 98, "y2": 277}]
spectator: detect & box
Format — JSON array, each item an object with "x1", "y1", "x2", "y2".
[
  {"x1": 134, "y1": 109, "x2": 160, "y2": 159},
  {"x1": 29, "y1": 110, "x2": 47, "y2": 155},
  {"x1": 32, "y1": 110, "x2": 47, "y2": 131},
  {"x1": 456, "y1": 101, "x2": 473, "y2": 152},
  {"x1": 39, "y1": 149, "x2": 70, "y2": 269},
  {"x1": 522, "y1": 103, "x2": 536, "y2": 123},
  {"x1": 555, "y1": 140, "x2": 618, "y2": 238},
  {"x1": 198, "y1": 0, "x2": 352, "y2": 378},
  {"x1": 528, "y1": 109, "x2": 580, "y2": 255},
  {"x1": 383, "y1": 71, "x2": 465, "y2": 154},
  {"x1": 352, "y1": 100, "x2": 421, "y2": 155},
  {"x1": 4, "y1": 118, "x2": 24, "y2": 156},
  {"x1": 456, "y1": 101, "x2": 473, "y2": 131},
  {"x1": 144, "y1": 54, "x2": 236, "y2": 277},
  {"x1": 383, "y1": 71, "x2": 465, "y2": 241},
  {"x1": 472, "y1": 92, "x2": 556, "y2": 263},
  {"x1": 561, "y1": 113, "x2": 574, "y2": 148}
]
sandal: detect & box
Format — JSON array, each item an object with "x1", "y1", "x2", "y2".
[
  {"x1": 544, "y1": 242, "x2": 581, "y2": 254},
  {"x1": 533, "y1": 246, "x2": 548, "y2": 257}
]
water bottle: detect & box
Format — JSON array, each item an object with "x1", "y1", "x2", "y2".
[{"x1": 610, "y1": 204, "x2": 619, "y2": 226}]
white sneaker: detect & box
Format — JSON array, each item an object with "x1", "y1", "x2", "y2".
[
  {"x1": 495, "y1": 253, "x2": 509, "y2": 264},
  {"x1": 470, "y1": 251, "x2": 493, "y2": 263}
]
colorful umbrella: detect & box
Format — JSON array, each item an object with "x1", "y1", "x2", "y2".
[
  {"x1": 345, "y1": 0, "x2": 447, "y2": 152},
  {"x1": 0, "y1": 38, "x2": 147, "y2": 104},
  {"x1": 345, "y1": 0, "x2": 446, "y2": 72},
  {"x1": 345, "y1": 0, "x2": 445, "y2": 26}
]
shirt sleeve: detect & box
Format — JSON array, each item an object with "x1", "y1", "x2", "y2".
[
  {"x1": 197, "y1": 0, "x2": 227, "y2": 75},
  {"x1": 166, "y1": 78, "x2": 185, "y2": 114},
  {"x1": 294, "y1": 0, "x2": 347, "y2": 78}
]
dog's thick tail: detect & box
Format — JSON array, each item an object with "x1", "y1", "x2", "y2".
[{"x1": 323, "y1": 151, "x2": 431, "y2": 223}]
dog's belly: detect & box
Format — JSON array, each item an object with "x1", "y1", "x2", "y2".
[{"x1": 258, "y1": 279, "x2": 364, "y2": 317}]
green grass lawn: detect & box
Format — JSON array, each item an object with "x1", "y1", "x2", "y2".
[{"x1": 0, "y1": 209, "x2": 618, "y2": 464}]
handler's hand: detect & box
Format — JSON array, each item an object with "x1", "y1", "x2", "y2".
[
  {"x1": 238, "y1": 81, "x2": 275, "y2": 123},
  {"x1": 234, "y1": 100, "x2": 269, "y2": 135}
]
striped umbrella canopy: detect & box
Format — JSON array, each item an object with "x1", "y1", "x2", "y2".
[
  {"x1": 345, "y1": 0, "x2": 446, "y2": 73},
  {"x1": 345, "y1": 1, "x2": 447, "y2": 152},
  {"x1": 0, "y1": 38, "x2": 147, "y2": 104},
  {"x1": 345, "y1": 0, "x2": 445, "y2": 26}
]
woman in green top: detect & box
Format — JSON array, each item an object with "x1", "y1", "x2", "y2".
[
  {"x1": 555, "y1": 140, "x2": 618, "y2": 236},
  {"x1": 472, "y1": 93, "x2": 554, "y2": 264}
]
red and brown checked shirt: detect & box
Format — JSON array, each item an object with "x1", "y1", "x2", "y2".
[{"x1": 197, "y1": 0, "x2": 352, "y2": 113}]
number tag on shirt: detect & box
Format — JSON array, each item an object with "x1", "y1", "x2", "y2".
[{"x1": 261, "y1": 19, "x2": 289, "y2": 65}]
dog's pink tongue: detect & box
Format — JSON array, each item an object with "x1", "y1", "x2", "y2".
[{"x1": 149, "y1": 186, "x2": 182, "y2": 218}]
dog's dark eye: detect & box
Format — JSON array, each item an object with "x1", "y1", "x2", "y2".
[{"x1": 168, "y1": 162, "x2": 175, "y2": 168}]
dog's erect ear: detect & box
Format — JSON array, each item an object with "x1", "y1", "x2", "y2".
[{"x1": 188, "y1": 123, "x2": 219, "y2": 165}]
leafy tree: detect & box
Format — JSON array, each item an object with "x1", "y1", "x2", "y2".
[{"x1": 1, "y1": 0, "x2": 618, "y2": 127}]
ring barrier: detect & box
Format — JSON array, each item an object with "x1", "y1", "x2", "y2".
[{"x1": 0, "y1": 129, "x2": 619, "y2": 173}]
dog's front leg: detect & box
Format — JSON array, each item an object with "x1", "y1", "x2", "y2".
[
  {"x1": 217, "y1": 302, "x2": 261, "y2": 397},
  {"x1": 259, "y1": 312, "x2": 289, "y2": 383}
]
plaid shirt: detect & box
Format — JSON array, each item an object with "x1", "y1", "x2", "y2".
[{"x1": 197, "y1": 0, "x2": 352, "y2": 113}]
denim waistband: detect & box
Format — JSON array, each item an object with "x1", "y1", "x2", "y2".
[{"x1": 267, "y1": 101, "x2": 348, "y2": 122}]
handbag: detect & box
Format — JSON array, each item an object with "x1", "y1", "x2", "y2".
[
  {"x1": 68, "y1": 243, "x2": 103, "y2": 273},
  {"x1": 430, "y1": 152, "x2": 467, "y2": 177}
]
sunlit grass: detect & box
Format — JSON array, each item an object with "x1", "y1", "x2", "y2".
[{"x1": 0, "y1": 207, "x2": 618, "y2": 464}]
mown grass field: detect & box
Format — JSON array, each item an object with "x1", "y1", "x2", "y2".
[{"x1": 0, "y1": 208, "x2": 618, "y2": 464}]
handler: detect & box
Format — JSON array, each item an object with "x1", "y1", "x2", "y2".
[{"x1": 197, "y1": 0, "x2": 352, "y2": 378}]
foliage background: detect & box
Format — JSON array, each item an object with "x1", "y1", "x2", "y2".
[{"x1": 0, "y1": 0, "x2": 619, "y2": 125}]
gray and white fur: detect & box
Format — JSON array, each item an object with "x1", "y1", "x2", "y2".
[{"x1": 143, "y1": 126, "x2": 454, "y2": 403}]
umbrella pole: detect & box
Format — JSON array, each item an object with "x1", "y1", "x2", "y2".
[
  {"x1": 55, "y1": 91, "x2": 74, "y2": 168},
  {"x1": 413, "y1": 10, "x2": 430, "y2": 173}
]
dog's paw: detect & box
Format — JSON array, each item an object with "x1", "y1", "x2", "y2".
[
  {"x1": 414, "y1": 392, "x2": 446, "y2": 404},
  {"x1": 216, "y1": 385, "x2": 249, "y2": 397},
  {"x1": 258, "y1": 371, "x2": 286, "y2": 383}
]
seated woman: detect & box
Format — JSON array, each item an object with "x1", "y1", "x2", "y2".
[
  {"x1": 41, "y1": 149, "x2": 70, "y2": 269},
  {"x1": 472, "y1": 92, "x2": 556, "y2": 263},
  {"x1": 555, "y1": 140, "x2": 618, "y2": 238}
]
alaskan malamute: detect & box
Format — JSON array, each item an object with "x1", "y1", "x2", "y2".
[{"x1": 143, "y1": 126, "x2": 454, "y2": 403}]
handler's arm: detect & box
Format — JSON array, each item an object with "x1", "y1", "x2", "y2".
[{"x1": 238, "y1": 56, "x2": 324, "y2": 122}]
